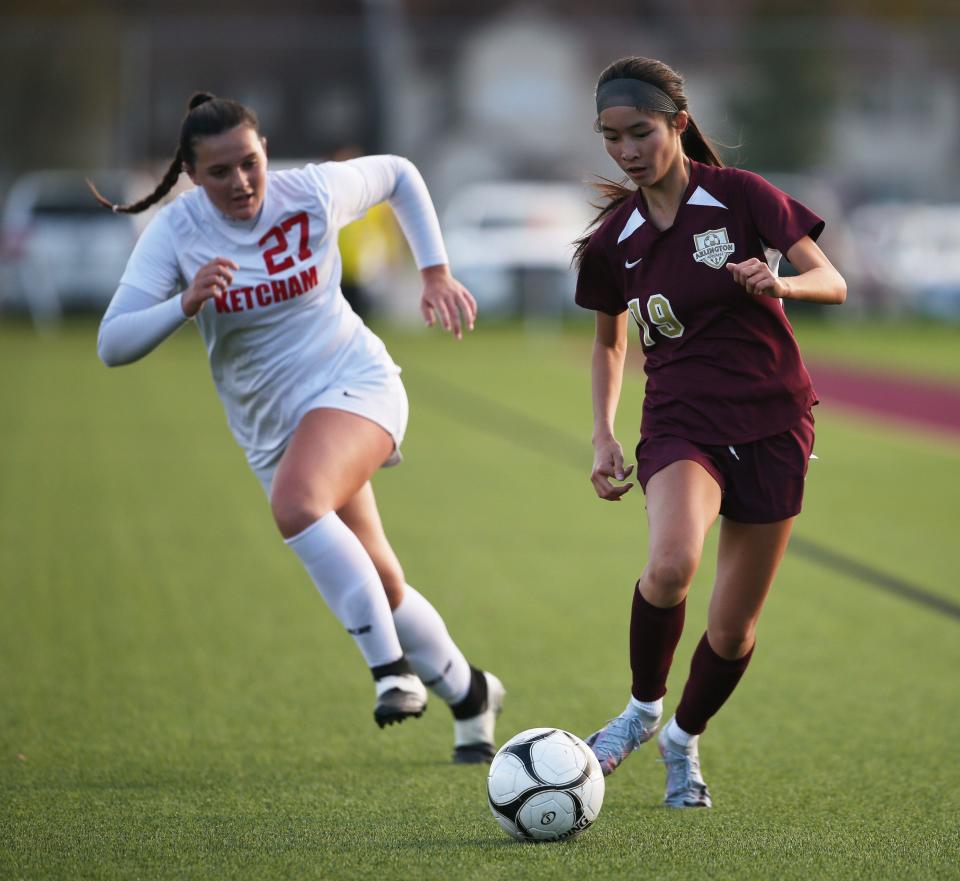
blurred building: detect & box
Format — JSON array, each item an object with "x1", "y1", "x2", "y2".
[
  {"x1": 3, "y1": 1, "x2": 960, "y2": 316},
  {"x1": 2, "y1": 1, "x2": 959, "y2": 201}
]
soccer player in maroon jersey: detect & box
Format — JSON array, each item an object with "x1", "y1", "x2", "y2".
[{"x1": 574, "y1": 57, "x2": 846, "y2": 807}]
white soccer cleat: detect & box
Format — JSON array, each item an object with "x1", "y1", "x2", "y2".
[
  {"x1": 585, "y1": 702, "x2": 661, "y2": 776},
  {"x1": 374, "y1": 674, "x2": 428, "y2": 728},
  {"x1": 658, "y1": 723, "x2": 712, "y2": 808},
  {"x1": 453, "y1": 671, "x2": 505, "y2": 764}
]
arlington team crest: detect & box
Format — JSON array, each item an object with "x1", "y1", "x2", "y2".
[{"x1": 692, "y1": 228, "x2": 736, "y2": 269}]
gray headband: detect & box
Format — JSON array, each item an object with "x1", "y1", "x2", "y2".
[{"x1": 595, "y1": 78, "x2": 679, "y2": 115}]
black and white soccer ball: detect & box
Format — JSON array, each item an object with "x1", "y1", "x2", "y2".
[{"x1": 486, "y1": 727, "x2": 605, "y2": 842}]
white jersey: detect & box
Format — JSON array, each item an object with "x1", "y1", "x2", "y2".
[{"x1": 107, "y1": 155, "x2": 447, "y2": 467}]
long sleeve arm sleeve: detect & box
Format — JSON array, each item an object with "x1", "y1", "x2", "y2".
[
  {"x1": 97, "y1": 285, "x2": 189, "y2": 366},
  {"x1": 98, "y1": 209, "x2": 191, "y2": 366},
  {"x1": 314, "y1": 155, "x2": 449, "y2": 270}
]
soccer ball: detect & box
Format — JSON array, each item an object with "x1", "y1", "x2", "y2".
[{"x1": 486, "y1": 727, "x2": 605, "y2": 842}]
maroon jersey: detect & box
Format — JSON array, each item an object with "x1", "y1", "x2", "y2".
[{"x1": 575, "y1": 160, "x2": 824, "y2": 445}]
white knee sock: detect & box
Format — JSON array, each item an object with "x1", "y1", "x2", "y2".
[
  {"x1": 285, "y1": 512, "x2": 404, "y2": 668},
  {"x1": 392, "y1": 584, "x2": 472, "y2": 704}
]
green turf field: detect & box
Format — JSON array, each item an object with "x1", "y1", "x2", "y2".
[
  {"x1": 792, "y1": 315, "x2": 960, "y2": 383},
  {"x1": 1, "y1": 318, "x2": 958, "y2": 881}
]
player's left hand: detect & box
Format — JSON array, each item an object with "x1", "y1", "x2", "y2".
[
  {"x1": 420, "y1": 265, "x2": 477, "y2": 340},
  {"x1": 726, "y1": 258, "x2": 787, "y2": 299}
]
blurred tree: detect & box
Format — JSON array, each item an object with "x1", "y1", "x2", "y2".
[
  {"x1": 727, "y1": 16, "x2": 834, "y2": 171},
  {"x1": 0, "y1": 13, "x2": 119, "y2": 175}
]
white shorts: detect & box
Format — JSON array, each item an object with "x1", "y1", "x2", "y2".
[{"x1": 248, "y1": 369, "x2": 409, "y2": 497}]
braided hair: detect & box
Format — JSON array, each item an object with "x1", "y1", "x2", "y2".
[{"x1": 87, "y1": 92, "x2": 260, "y2": 214}]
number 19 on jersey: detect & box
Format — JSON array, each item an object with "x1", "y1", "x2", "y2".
[{"x1": 627, "y1": 295, "x2": 684, "y2": 347}]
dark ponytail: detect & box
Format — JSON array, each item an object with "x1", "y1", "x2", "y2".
[
  {"x1": 681, "y1": 116, "x2": 722, "y2": 168},
  {"x1": 88, "y1": 91, "x2": 260, "y2": 215},
  {"x1": 573, "y1": 57, "x2": 722, "y2": 268}
]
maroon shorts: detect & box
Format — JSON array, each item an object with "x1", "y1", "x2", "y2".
[{"x1": 634, "y1": 411, "x2": 816, "y2": 524}]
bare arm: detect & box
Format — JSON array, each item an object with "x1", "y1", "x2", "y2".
[
  {"x1": 726, "y1": 235, "x2": 846, "y2": 305},
  {"x1": 590, "y1": 310, "x2": 634, "y2": 501}
]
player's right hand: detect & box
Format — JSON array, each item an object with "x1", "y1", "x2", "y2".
[
  {"x1": 182, "y1": 257, "x2": 240, "y2": 317},
  {"x1": 590, "y1": 437, "x2": 634, "y2": 501}
]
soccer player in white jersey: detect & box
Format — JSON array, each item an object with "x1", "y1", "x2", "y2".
[{"x1": 91, "y1": 92, "x2": 504, "y2": 763}]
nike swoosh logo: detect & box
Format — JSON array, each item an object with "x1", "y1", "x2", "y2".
[
  {"x1": 625, "y1": 257, "x2": 643, "y2": 269},
  {"x1": 342, "y1": 390, "x2": 361, "y2": 399}
]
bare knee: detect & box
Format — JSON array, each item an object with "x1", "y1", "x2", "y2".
[
  {"x1": 270, "y1": 485, "x2": 332, "y2": 539},
  {"x1": 707, "y1": 625, "x2": 756, "y2": 661},
  {"x1": 641, "y1": 551, "x2": 699, "y2": 606}
]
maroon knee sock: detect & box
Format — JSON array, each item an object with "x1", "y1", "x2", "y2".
[
  {"x1": 630, "y1": 584, "x2": 686, "y2": 701},
  {"x1": 675, "y1": 633, "x2": 754, "y2": 735}
]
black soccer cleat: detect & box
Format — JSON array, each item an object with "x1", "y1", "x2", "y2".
[
  {"x1": 452, "y1": 741, "x2": 497, "y2": 764},
  {"x1": 373, "y1": 675, "x2": 428, "y2": 729},
  {"x1": 451, "y1": 671, "x2": 505, "y2": 763}
]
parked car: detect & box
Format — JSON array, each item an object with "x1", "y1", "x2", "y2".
[
  {"x1": 441, "y1": 181, "x2": 593, "y2": 317},
  {"x1": 846, "y1": 202, "x2": 960, "y2": 318},
  {"x1": 0, "y1": 170, "x2": 154, "y2": 325}
]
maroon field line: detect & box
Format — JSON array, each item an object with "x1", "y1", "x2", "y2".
[{"x1": 807, "y1": 360, "x2": 960, "y2": 439}]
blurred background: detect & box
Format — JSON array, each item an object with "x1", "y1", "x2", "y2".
[
  {"x1": 2, "y1": 9, "x2": 959, "y2": 877},
  {"x1": 2, "y1": 0, "x2": 960, "y2": 325}
]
